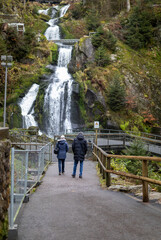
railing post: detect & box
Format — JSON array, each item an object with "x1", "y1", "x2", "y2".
[
  {"x1": 24, "y1": 151, "x2": 29, "y2": 194},
  {"x1": 102, "y1": 154, "x2": 105, "y2": 179},
  {"x1": 10, "y1": 148, "x2": 15, "y2": 229},
  {"x1": 100, "y1": 151, "x2": 102, "y2": 174},
  {"x1": 106, "y1": 157, "x2": 111, "y2": 187},
  {"x1": 97, "y1": 148, "x2": 100, "y2": 169},
  {"x1": 142, "y1": 160, "x2": 149, "y2": 202},
  {"x1": 93, "y1": 145, "x2": 96, "y2": 161},
  {"x1": 37, "y1": 151, "x2": 41, "y2": 181}
]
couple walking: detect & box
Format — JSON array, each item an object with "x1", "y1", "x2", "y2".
[{"x1": 55, "y1": 132, "x2": 87, "y2": 178}]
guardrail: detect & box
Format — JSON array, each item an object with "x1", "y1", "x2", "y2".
[
  {"x1": 63, "y1": 131, "x2": 161, "y2": 156},
  {"x1": 66, "y1": 128, "x2": 161, "y2": 141},
  {"x1": 93, "y1": 143, "x2": 161, "y2": 202},
  {"x1": 9, "y1": 142, "x2": 53, "y2": 230}
]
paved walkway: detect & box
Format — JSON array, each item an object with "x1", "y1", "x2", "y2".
[{"x1": 17, "y1": 160, "x2": 161, "y2": 240}]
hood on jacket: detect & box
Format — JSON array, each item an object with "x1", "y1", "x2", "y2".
[
  {"x1": 58, "y1": 139, "x2": 66, "y2": 144},
  {"x1": 77, "y1": 132, "x2": 84, "y2": 140}
]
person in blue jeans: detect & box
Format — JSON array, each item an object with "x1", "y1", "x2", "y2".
[
  {"x1": 72, "y1": 132, "x2": 87, "y2": 179},
  {"x1": 56, "y1": 135, "x2": 69, "y2": 175}
]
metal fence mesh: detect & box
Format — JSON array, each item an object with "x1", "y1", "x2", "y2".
[{"x1": 9, "y1": 143, "x2": 52, "y2": 228}]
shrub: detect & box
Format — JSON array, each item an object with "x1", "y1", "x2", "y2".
[
  {"x1": 5, "y1": 27, "x2": 37, "y2": 61},
  {"x1": 85, "y1": 8, "x2": 100, "y2": 31},
  {"x1": 122, "y1": 6, "x2": 154, "y2": 49},
  {"x1": 123, "y1": 138, "x2": 147, "y2": 175},
  {"x1": 92, "y1": 26, "x2": 117, "y2": 52},
  {"x1": 108, "y1": 76, "x2": 126, "y2": 111},
  {"x1": 71, "y1": 3, "x2": 85, "y2": 20}
]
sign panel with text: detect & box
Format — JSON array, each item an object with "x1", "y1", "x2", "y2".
[{"x1": 94, "y1": 121, "x2": 99, "y2": 129}]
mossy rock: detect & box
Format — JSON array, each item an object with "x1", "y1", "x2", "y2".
[
  {"x1": 28, "y1": 126, "x2": 39, "y2": 135},
  {"x1": 50, "y1": 43, "x2": 59, "y2": 64}
]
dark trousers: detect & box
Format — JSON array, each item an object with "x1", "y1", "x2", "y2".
[{"x1": 58, "y1": 159, "x2": 65, "y2": 173}]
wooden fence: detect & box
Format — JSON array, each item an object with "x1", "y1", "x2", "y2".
[{"x1": 93, "y1": 143, "x2": 161, "y2": 202}]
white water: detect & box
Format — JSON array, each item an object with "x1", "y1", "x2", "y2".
[
  {"x1": 44, "y1": 45, "x2": 73, "y2": 137},
  {"x1": 45, "y1": 25, "x2": 60, "y2": 40},
  {"x1": 20, "y1": 5, "x2": 73, "y2": 135},
  {"x1": 44, "y1": 5, "x2": 70, "y2": 40},
  {"x1": 38, "y1": 8, "x2": 49, "y2": 15},
  {"x1": 19, "y1": 84, "x2": 39, "y2": 128},
  {"x1": 60, "y1": 4, "x2": 70, "y2": 17}
]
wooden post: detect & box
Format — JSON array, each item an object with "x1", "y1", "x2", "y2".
[
  {"x1": 100, "y1": 151, "x2": 102, "y2": 174},
  {"x1": 94, "y1": 145, "x2": 97, "y2": 162},
  {"x1": 102, "y1": 154, "x2": 105, "y2": 179},
  {"x1": 106, "y1": 157, "x2": 111, "y2": 187},
  {"x1": 95, "y1": 129, "x2": 98, "y2": 145},
  {"x1": 142, "y1": 160, "x2": 149, "y2": 202}
]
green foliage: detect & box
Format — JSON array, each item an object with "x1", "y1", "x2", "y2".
[
  {"x1": 0, "y1": 215, "x2": 8, "y2": 240},
  {"x1": 71, "y1": 2, "x2": 85, "y2": 20},
  {"x1": 92, "y1": 26, "x2": 117, "y2": 52},
  {"x1": 123, "y1": 138, "x2": 147, "y2": 175},
  {"x1": 122, "y1": 6, "x2": 155, "y2": 49},
  {"x1": 95, "y1": 45, "x2": 110, "y2": 67},
  {"x1": 5, "y1": 27, "x2": 37, "y2": 61},
  {"x1": 50, "y1": 43, "x2": 58, "y2": 64},
  {"x1": 85, "y1": 8, "x2": 100, "y2": 31},
  {"x1": 0, "y1": 35, "x2": 7, "y2": 55},
  {"x1": 108, "y1": 76, "x2": 126, "y2": 112}
]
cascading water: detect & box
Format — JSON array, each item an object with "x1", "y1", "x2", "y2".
[
  {"x1": 44, "y1": 45, "x2": 73, "y2": 136},
  {"x1": 19, "y1": 5, "x2": 77, "y2": 136},
  {"x1": 19, "y1": 84, "x2": 39, "y2": 128}
]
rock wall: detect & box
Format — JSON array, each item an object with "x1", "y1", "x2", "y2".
[{"x1": 0, "y1": 128, "x2": 11, "y2": 240}]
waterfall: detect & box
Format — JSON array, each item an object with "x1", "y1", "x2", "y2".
[
  {"x1": 38, "y1": 8, "x2": 49, "y2": 15},
  {"x1": 60, "y1": 4, "x2": 70, "y2": 17},
  {"x1": 19, "y1": 84, "x2": 39, "y2": 128},
  {"x1": 45, "y1": 25, "x2": 60, "y2": 40},
  {"x1": 19, "y1": 4, "x2": 75, "y2": 136},
  {"x1": 44, "y1": 45, "x2": 73, "y2": 137}
]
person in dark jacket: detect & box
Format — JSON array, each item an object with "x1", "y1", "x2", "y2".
[
  {"x1": 72, "y1": 132, "x2": 87, "y2": 178},
  {"x1": 56, "y1": 135, "x2": 69, "y2": 175}
]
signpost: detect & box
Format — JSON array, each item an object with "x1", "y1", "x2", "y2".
[{"x1": 94, "y1": 121, "x2": 99, "y2": 145}]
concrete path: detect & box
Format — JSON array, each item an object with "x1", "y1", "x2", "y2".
[{"x1": 17, "y1": 160, "x2": 161, "y2": 240}]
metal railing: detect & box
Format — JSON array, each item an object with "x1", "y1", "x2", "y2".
[
  {"x1": 93, "y1": 144, "x2": 161, "y2": 202},
  {"x1": 64, "y1": 130, "x2": 161, "y2": 156},
  {"x1": 9, "y1": 142, "x2": 53, "y2": 229}
]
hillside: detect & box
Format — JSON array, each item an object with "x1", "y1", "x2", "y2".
[
  {"x1": 0, "y1": 0, "x2": 161, "y2": 134},
  {"x1": 60, "y1": 0, "x2": 161, "y2": 133},
  {"x1": 0, "y1": 0, "x2": 54, "y2": 126}
]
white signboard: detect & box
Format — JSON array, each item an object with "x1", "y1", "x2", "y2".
[{"x1": 94, "y1": 121, "x2": 99, "y2": 129}]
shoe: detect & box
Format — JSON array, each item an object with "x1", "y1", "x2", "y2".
[
  {"x1": 79, "y1": 176, "x2": 82, "y2": 179},
  {"x1": 62, "y1": 171, "x2": 65, "y2": 174},
  {"x1": 59, "y1": 173, "x2": 61, "y2": 175},
  {"x1": 72, "y1": 174, "x2": 75, "y2": 178}
]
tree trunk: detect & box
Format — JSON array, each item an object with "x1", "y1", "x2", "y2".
[{"x1": 127, "y1": 0, "x2": 130, "y2": 12}]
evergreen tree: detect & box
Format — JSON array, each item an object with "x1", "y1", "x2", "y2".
[
  {"x1": 108, "y1": 77, "x2": 126, "y2": 111},
  {"x1": 123, "y1": 138, "x2": 147, "y2": 175},
  {"x1": 95, "y1": 45, "x2": 110, "y2": 67}
]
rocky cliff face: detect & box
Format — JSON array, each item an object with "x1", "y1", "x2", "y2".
[
  {"x1": 69, "y1": 36, "x2": 95, "y2": 73},
  {"x1": 69, "y1": 37, "x2": 110, "y2": 128},
  {"x1": 69, "y1": 32, "x2": 161, "y2": 130}
]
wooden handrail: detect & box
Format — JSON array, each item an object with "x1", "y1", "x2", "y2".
[{"x1": 93, "y1": 144, "x2": 161, "y2": 202}]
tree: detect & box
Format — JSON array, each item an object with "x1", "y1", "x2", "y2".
[
  {"x1": 95, "y1": 45, "x2": 110, "y2": 67},
  {"x1": 127, "y1": 0, "x2": 131, "y2": 12},
  {"x1": 108, "y1": 77, "x2": 126, "y2": 111},
  {"x1": 123, "y1": 138, "x2": 147, "y2": 175}
]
